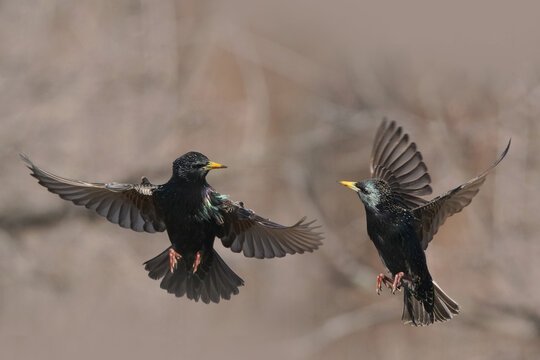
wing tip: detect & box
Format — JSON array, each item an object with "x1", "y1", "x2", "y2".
[
  {"x1": 19, "y1": 153, "x2": 34, "y2": 169},
  {"x1": 477, "y1": 137, "x2": 511, "y2": 178},
  {"x1": 492, "y1": 138, "x2": 511, "y2": 168},
  {"x1": 500, "y1": 138, "x2": 511, "y2": 162},
  {"x1": 295, "y1": 218, "x2": 325, "y2": 241}
]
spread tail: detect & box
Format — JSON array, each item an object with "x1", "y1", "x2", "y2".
[
  {"x1": 402, "y1": 280, "x2": 460, "y2": 326},
  {"x1": 143, "y1": 247, "x2": 244, "y2": 304}
]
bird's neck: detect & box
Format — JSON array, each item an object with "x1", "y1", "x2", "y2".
[
  {"x1": 365, "y1": 203, "x2": 413, "y2": 231},
  {"x1": 169, "y1": 173, "x2": 208, "y2": 186},
  {"x1": 363, "y1": 199, "x2": 394, "y2": 216},
  {"x1": 163, "y1": 177, "x2": 207, "y2": 203},
  {"x1": 364, "y1": 205, "x2": 387, "y2": 224}
]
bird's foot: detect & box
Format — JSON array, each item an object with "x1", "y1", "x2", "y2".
[
  {"x1": 192, "y1": 251, "x2": 202, "y2": 274},
  {"x1": 376, "y1": 273, "x2": 393, "y2": 295},
  {"x1": 169, "y1": 248, "x2": 181, "y2": 273},
  {"x1": 391, "y1": 272, "x2": 413, "y2": 294},
  {"x1": 392, "y1": 272, "x2": 404, "y2": 294}
]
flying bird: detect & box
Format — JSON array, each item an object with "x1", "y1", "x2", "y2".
[
  {"x1": 21, "y1": 152, "x2": 323, "y2": 303},
  {"x1": 339, "y1": 120, "x2": 510, "y2": 326}
]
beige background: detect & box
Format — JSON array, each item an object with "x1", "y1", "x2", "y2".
[{"x1": 1, "y1": 1, "x2": 539, "y2": 359}]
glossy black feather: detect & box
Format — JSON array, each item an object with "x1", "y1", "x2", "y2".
[
  {"x1": 22, "y1": 151, "x2": 323, "y2": 303},
  {"x1": 342, "y1": 120, "x2": 509, "y2": 325}
]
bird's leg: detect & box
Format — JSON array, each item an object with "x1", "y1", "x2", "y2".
[
  {"x1": 391, "y1": 272, "x2": 414, "y2": 294},
  {"x1": 169, "y1": 248, "x2": 181, "y2": 273},
  {"x1": 376, "y1": 273, "x2": 393, "y2": 295},
  {"x1": 192, "y1": 251, "x2": 202, "y2": 274}
]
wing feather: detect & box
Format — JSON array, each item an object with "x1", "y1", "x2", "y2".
[
  {"x1": 21, "y1": 154, "x2": 166, "y2": 233},
  {"x1": 218, "y1": 199, "x2": 323, "y2": 259},
  {"x1": 370, "y1": 119, "x2": 432, "y2": 209},
  {"x1": 413, "y1": 140, "x2": 510, "y2": 250}
]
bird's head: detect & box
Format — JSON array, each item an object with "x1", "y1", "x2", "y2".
[
  {"x1": 173, "y1": 151, "x2": 227, "y2": 183},
  {"x1": 339, "y1": 179, "x2": 393, "y2": 211}
]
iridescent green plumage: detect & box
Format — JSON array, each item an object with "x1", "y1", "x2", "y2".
[{"x1": 195, "y1": 191, "x2": 228, "y2": 223}]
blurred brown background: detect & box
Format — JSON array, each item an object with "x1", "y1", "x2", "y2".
[{"x1": 1, "y1": 1, "x2": 539, "y2": 359}]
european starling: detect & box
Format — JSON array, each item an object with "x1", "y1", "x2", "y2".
[
  {"x1": 21, "y1": 152, "x2": 323, "y2": 303},
  {"x1": 339, "y1": 120, "x2": 510, "y2": 326}
]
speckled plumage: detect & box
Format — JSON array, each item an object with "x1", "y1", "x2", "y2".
[{"x1": 340, "y1": 120, "x2": 510, "y2": 325}]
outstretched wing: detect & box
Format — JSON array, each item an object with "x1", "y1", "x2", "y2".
[
  {"x1": 370, "y1": 119, "x2": 432, "y2": 209},
  {"x1": 413, "y1": 140, "x2": 510, "y2": 250},
  {"x1": 217, "y1": 198, "x2": 323, "y2": 259},
  {"x1": 21, "y1": 154, "x2": 166, "y2": 233}
]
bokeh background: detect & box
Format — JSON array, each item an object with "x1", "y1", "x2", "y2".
[{"x1": 1, "y1": 1, "x2": 540, "y2": 359}]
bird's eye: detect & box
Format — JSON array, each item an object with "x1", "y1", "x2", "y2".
[
  {"x1": 360, "y1": 187, "x2": 368, "y2": 194},
  {"x1": 192, "y1": 163, "x2": 205, "y2": 169}
]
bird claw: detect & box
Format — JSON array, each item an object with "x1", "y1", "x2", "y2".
[
  {"x1": 376, "y1": 272, "x2": 412, "y2": 294},
  {"x1": 192, "y1": 251, "x2": 202, "y2": 274},
  {"x1": 169, "y1": 248, "x2": 181, "y2": 273},
  {"x1": 376, "y1": 273, "x2": 393, "y2": 295},
  {"x1": 391, "y1": 272, "x2": 412, "y2": 294}
]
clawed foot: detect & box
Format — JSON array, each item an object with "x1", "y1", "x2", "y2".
[
  {"x1": 192, "y1": 251, "x2": 202, "y2": 274},
  {"x1": 392, "y1": 272, "x2": 405, "y2": 294},
  {"x1": 376, "y1": 272, "x2": 413, "y2": 295},
  {"x1": 169, "y1": 248, "x2": 181, "y2": 273},
  {"x1": 168, "y1": 249, "x2": 203, "y2": 274},
  {"x1": 376, "y1": 273, "x2": 393, "y2": 295}
]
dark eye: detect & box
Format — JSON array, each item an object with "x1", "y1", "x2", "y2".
[
  {"x1": 360, "y1": 187, "x2": 368, "y2": 194},
  {"x1": 192, "y1": 163, "x2": 205, "y2": 169}
]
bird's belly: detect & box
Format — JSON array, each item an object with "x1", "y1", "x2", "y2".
[
  {"x1": 152, "y1": 183, "x2": 222, "y2": 257},
  {"x1": 372, "y1": 233, "x2": 415, "y2": 276},
  {"x1": 376, "y1": 248, "x2": 407, "y2": 275},
  {"x1": 165, "y1": 216, "x2": 217, "y2": 254}
]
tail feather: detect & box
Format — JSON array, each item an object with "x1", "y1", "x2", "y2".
[
  {"x1": 143, "y1": 247, "x2": 244, "y2": 303},
  {"x1": 145, "y1": 247, "x2": 170, "y2": 280},
  {"x1": 402, "y1": 280, "x2": 460, "y2": 326}
]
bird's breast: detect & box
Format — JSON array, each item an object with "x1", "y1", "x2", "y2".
[{"x1": 153, "y1": 185, "x2": 225, "y2": 249}]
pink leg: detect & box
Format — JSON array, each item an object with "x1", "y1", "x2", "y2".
[
  {"x1": 169, "y1": 248, "x2": 181, "y2": 273},
  {"x1": 376, "y1": 273, "x2": 393, "y2": 295},
  {"x1": 192, "y1": 251, "x2": 202, "y2": 274},
  {"x1": 391, "y1": 272, "x2": 414, "y2": 294},
  {"x1": 392, "y1": 272, "x2": 404, "y2": 294}
]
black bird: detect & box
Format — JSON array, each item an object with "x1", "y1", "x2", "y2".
[
  {"x1": 339, "y1": 120, "x2": 510, "y2": 326},
  {"x1": 21, "y1": 152, "x2": 323, "y2": 303}
]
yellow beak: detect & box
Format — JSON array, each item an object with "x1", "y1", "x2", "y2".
[
  {"x1": 204, "y1": 161, "x2": 227, "y2": 170},
  {"x1": 339, "y1": 181, "x2": 359, "y2": 191}
]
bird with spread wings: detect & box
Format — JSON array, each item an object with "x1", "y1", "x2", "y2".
[{"x1": 22, "y1": 152, "x2": 323, "y2": 304}]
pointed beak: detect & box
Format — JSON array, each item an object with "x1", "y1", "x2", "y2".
[
  {"x1": 204, "y1": 161, "x2": 227, "y2": 170},
  {"x1": 339, "y1": 181, "x2": 359, "y2": 192}
]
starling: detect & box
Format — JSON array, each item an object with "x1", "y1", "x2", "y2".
[
  {"x1": 339, "y1": 120, "x2": 510, "y2": 326},
  {"x1": 21, "y1": 152, "x2": 323, "y2": 303}
]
